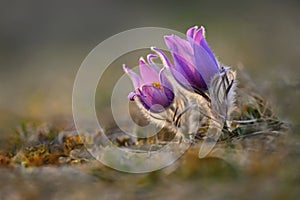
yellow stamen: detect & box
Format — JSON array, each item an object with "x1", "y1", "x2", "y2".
[{"x1": 152, "y1": 82, "x2": 164, "y2": 92}]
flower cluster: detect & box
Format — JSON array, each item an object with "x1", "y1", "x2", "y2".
[
  {"x1": 123, "y1": 56, "x2": 174, "y2": 113},
  {"x1": 123, "y1": 26, "x2": 236, "y2": 140}
]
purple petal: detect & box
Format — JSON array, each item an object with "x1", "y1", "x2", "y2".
[
  {"x1": 151, "y1": 47, "x2": 173, "y2": 69},
  {"x1": 141, "y1": 85, "x2": 169, "y2": 106},
  {"x1": 164, "y1": 35, "x2": 194, "y2": 66},
  {"x1": 193, "y1": 42, "x2": 219, "y2": 85},
  {"x1": 139, "y1": 58, "x2": 159, "y2": 84},
  {"x1": 123, "y1": 64, "x2": 142, "y2": 89},
  {"x1": 173, "y1": 53, "x2": 207, "y2": 90},
  {"x1": 169, "y1": 68, "x2": 193, "y2": 91},
  {"x1": 139, "y1": 85, "x2": 173, "y2": 113},
  {"x1": 147, "y1": 54, "x2": 158, "y2": 65},
  {"x1": 128, "y1": 92, "x2": 136, "y2": 101},
  {"x1": 159, "y1": 67, "x2": 173, "y2": 91},
  {"x1": 187, "y1": 26, "x2": 219, "y2": 69},
  {"x1": 146, "y1": 54, "x2": 161, "y2": 72},
  {"x1": 193, "y1": 27, "x2": 205, "y2": 45},
  {"x1": 161, "y1": 85, "x2": 174, "y2": 105},
  {"x1": 200, "y1": 38, "x2": 219, "y2": 69},
  {"x1": 186, "y1": 26, "x2": 197, "y2": 39}
]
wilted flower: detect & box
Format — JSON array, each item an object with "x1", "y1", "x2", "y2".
[
  {"x1": 153, "y1": 26, "x2": 219, "y2": 98},
  {"x1": 123, "y1": 55, "x2": 174, "y2": 113}
]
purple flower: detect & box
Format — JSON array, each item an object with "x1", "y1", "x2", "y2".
[
  {"x1": 123, "y1": 55, "x2": 174, "y2": 113},
  {"x1": 153, "y1": 26, "x2": 219, "y2": 95}
]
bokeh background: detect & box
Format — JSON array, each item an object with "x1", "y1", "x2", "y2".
[
  {"x1": 0, "y1": 0, "x2": 300, "y2": 199},
  {"x1": 0, "y1": 0, "x2": 299, "y2": 134}
]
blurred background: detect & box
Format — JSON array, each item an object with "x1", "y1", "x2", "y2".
[{"x1": 0, "y1": 0, "x2": 299, "y2": 134}]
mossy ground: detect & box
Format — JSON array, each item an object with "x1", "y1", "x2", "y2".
[{"x1": 0, "y1": 81, "x2": 298, "y2": 199}]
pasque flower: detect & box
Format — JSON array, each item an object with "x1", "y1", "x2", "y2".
[
  {"x1": 122, "y1": 26, "x2": 238, "y2": 146},
  {"x1": 153, "y1": 26, "x2": 219, "y2": 96},
  {"x1": 123, "y1": 55, "x2": 174, "y2": 113},
  {"x1": 152, "y1": 26, "x2": 237, "y2": 121}
]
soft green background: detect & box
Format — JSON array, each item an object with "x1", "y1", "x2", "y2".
[
  {"x1": 1, "y1": 0, "x2": 299, "y2": 135},
  {"x1": 0, "y1": 1, "x2": 299, "y2": 199},
  {"x1": 0, "y1": 0, "x2": 299, "y2": 132}
]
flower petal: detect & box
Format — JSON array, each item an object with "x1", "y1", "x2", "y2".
[
  {"x1": 187, "y1": 26, "x2": 219, "y2": 69},
  {"x1": 151, "y1": 47, "x2": 173, "y2": 69},
  {"x1": 186, "y1": 26, "x2": 198, "y2": 40},
  {"x1": 193, "y1": 26, "x2": 205, "y2": 45},
  {"x1": 123, "y1": 64, "x2": 142, "y2": 89},
  {"x1": 139, "y1": 57, "x2": 159, "y2": 84},
  {"x1": 169, "y1": 68, "x2": 194, "y2": 91},
  {"x1": 173, "y1": 53, "x2": 207, "y2": 90},
  {"x1": 146, "y1": 54, "x2": 161, "y2": 72},
  {"x1": 200, "y1": 38, "x2": 219, "y2": 68},
  {"x1": 193, "y1": 42, "x2": 219, "y2": 85},
  {"x1": 161, "y1": 86, "x2": 174, "y2": 106},
  {"x1": 147, "y1": 54, "x2": 158, "y2": 65},
  {"x1": 128, "y1": 92, "x2": 137, "y2": 101},
  {"x1": 159, "y1": 67, "x2": 173, "y2": 91},
  {"x1": 164, "y1": 35, "x2": 194, "y2": 67},
  {"x1": 139, "y1": 85, "x2": 172, "y2": 113}
]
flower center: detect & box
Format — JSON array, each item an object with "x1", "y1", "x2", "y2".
[{"x1": 152, "y1": 82, "x2": 164, "y2": 92}]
